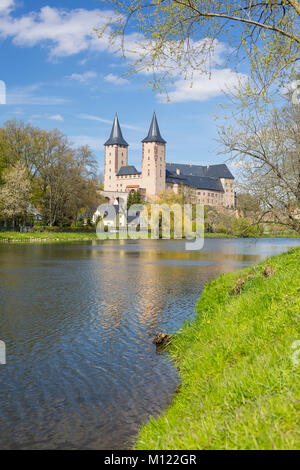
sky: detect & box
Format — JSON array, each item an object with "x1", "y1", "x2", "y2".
[{"x1": 0, "y1": 0, "x2": 248, "y2": 173}]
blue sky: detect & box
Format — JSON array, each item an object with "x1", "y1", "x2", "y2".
[{"x1": 0, "y1": 0, "x2": 247, "y2": 173}]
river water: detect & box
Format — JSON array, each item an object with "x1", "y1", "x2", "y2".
[{"x1": 0, "y1": 238, "x2": 299, "y2": 449}]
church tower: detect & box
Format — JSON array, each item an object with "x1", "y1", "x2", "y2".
[
  {"x1": 104, "y1": 114, "x2": 128, "y2": 191},
  {"x1": 141, "y1": 112, "x2": 166, "y2": 198}
]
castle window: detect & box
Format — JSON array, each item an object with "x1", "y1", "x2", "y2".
[{"x1": 148, "y1": 170, "x2": 150, "y2": 176}]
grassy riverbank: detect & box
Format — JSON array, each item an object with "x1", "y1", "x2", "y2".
[
  {"x1": 0, "y1": 231, "x2": 299, "y2": 243},
  {"x1": 136, "y1": 248, "x2": 300, "y2": 450},
  {"x1": 0, "y1": 231, "x2": 97, "y2": 242}
]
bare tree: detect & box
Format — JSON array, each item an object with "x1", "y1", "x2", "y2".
[
  {"x1": 219, "y1": 101, "x2": 300, "y2": 232},
  {"x1": 97, "y1": 0, "x2": 299, "y2": 100}
]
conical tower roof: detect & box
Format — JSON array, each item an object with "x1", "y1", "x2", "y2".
[
  {"x1": 142, "y1": 112, "x2": 166, "y2": 144},
  {"x1": 104, "y1": 114, "x2": 129, "y2": 147}
]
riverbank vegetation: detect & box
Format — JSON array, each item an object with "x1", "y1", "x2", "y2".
[
  {"x1": 0, "y1": 231, "x2": 98, "y2": 242},
  {"x1": 0, "y1": 230, "x2": 299, "y2": 243},
  {"x1": 0, "y1": 120, "x2": 104, "y2": 230},
  {"x1": 136, "y1": 248, "x2": 300, "y2": 450}
]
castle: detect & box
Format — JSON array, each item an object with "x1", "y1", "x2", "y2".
[{"x1": 102, "y1": 113, "x2": 235, "y2": 208}]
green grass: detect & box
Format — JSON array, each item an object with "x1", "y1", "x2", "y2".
[
  {"x1": 136, "y1": 248, "x2": 300, "y2": 450},
  {"x1": 0, "y1": 231, "x2": 98, "y2": 242},
  {"x1": 0, "y1": 230, "x2": 298, "y2": 243}
]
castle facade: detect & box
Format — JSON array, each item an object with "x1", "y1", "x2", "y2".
[{"x1": 102, "y1": 113, "x2": 235, "y2": 208}]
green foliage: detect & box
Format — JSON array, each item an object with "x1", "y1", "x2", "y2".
[
  {"x1": 127, "y1": 190, "x2": 143, "y2": 209},
  {"x1": 98, "y1": 1, "x2": 299, "y2": 102},
  {"x1": 0, "y1": 120, "x2": 101, "y2": 228},
  {"x1": 136, "y1": 248, "x2": 300, "y2": 449},
  {"x1": 232, "y1": 217, "x2": 264, "y2": 237},
  {"x1": 0, "y1": 231, "x2": 98, "y2": 241}
]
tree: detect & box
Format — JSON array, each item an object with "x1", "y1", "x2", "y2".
[
  {"x1": 219, "y1": 100, "x2": 300, "y2": 233},
  {"x1": 0, "y1": 120, "x2": 101, "y2": 228},
  {"x1": 97, "y1": 0, "x2": 299, "y2": 100},
  {"x1": 157, "y1": 185, "x2": 194, "y2": 205},
  {"x1": 232, "y1": 217, "x2": 264, "y2": 237},
  {"x1": 236, "y1": 192, "x2": 261, "y2": 220},
  {"x1": 127, "y1": 190, "x2": 143, "y2": 209},
  {"x1": 0, "y1": 162, "x2": 32, "y2": 227},
  {"x1": 0, "y1": 120, "x2": 49, "y2": 180}
]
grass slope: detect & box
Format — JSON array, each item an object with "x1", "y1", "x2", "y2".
[{"x1": 136, "y1": 248, "x2": 300, "y2": 450}]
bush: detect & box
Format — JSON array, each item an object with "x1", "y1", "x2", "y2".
[{"x1": 232, "y1": 217, "x2": 264, "y2": 237}]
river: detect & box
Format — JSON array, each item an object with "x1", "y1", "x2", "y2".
[{"x1": 0, "y1": 238, "x2": 299, "y2": 449}]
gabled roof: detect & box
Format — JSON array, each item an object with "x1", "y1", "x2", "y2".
[
  {"x1": 117, "y1": 165, "x2": 141, "y2": 176},
  {"x1": 96, "y1": 203, "x2": 120, "y2": 219},
  {"x1": 166, "y1": 163, "x2": 234, "y2": 180},
  {"x1": 142, "y1": 112, "x2": 166, "y2": 144},
  {"x1": 105, "y1": 114, "x2": 129, "y2": 147},
  {"x1": 166, "y1": 170, "x2": 225, "y2": 192}
]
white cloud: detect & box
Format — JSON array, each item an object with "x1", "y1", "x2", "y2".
[
  {"x1": 78, "y1": 113, "x2": 145, "y2": 132},
  {"x1": 160, "y1": 69, "x2": 247, "y2": 103},
  {"x1": 0, "y1": 0, "x2": 14, "y2": 15},
  {"x1": 0, "y1": 5, "x2": 118, "y2": 59},
  {"x1": 28, "y1": 113, "x2": 64, "y2": 122},
  {"x1": 6, "y1": 84, "x2": 69, "y2": 105},
  {"x1": 79, "y1": 114, "x2": 112, "y2": 125},
  {"x1": 0, "y1": 3, "x2": 247, "y2": 104},
  {"x1": 69, "y1": 71, "x2": 98, "y2": 83},
  {"x1": 70, "y1": 135, "x2": 105, "y2": 151},
  {"x1": 49, "y1": 114, "x2": 64, "y2": 121},
  {"x1": 104, "y1": 73, "x2": 129, "y2": 85}
]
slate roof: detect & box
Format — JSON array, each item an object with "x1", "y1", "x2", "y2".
[
  {"x1": 105, "y1": 114, "x2": 129, "y2": 147},
  {"x1": 142, "y1": 112, "x2": 166, "y2": 144},
  {"x1": 166, "y1": 163, "x2": 234, "y2": 180},
  {"x1": 117, "y1": 165, "x2": 141, "y2": 176},
  {"x1": 98, "y1": 203, "x2": 144, "y2": 225},
  {"x1": 95, "y1": 203, "x2": 120, "y2": 220},
  {"x1": 166, "y1": 170, "x2": 225, "y2": 192}
]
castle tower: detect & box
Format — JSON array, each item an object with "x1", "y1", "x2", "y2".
[
  {"x1": 104, "y1": 114, "x2": 129, "y2": 191},
  {"x1": 141, "y1": 112, "x2": 166, "y2": 198}
]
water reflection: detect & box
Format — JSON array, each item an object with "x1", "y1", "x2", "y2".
[{"x1": 0, "y1": 238, "x2": 299, "y2": 449}]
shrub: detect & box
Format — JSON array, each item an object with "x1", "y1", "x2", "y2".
[{"x1": 232, "y1": 217, "x2": 264, "y2": 237}]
